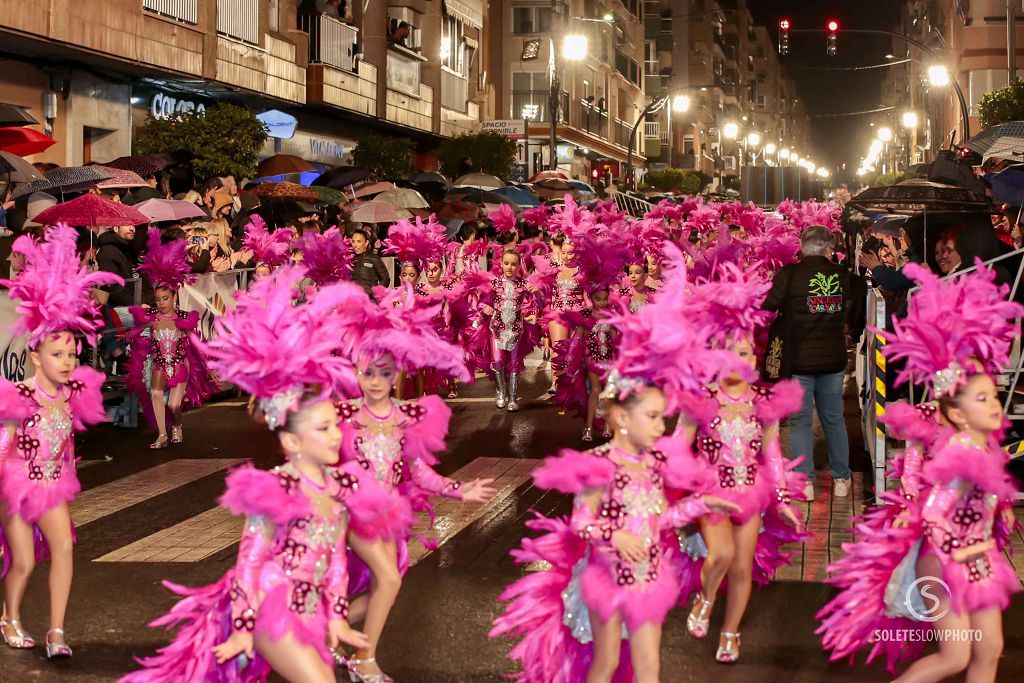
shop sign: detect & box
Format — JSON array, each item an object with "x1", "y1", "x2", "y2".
[
  {"x1": 480, "y1": 120, "x2": 526, "y2": 139},
  {"x1": 150, "y1": 91, "x2": 206, "y2": 120},
  {"x1": 257, "y1": 109, "x2": 298, "y2": 139}
]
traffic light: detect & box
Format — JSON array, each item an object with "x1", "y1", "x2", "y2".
[
  {"x1": 778, "y1": 18, "x2": 790, "y2": 55},
  {"x1": 826, "y1": 19, "x2": 839, "y2": 56},
  {"x1": 591, "y1": 168, "x2": 599, "y2": 180}
]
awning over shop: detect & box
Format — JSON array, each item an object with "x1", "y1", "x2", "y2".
[{"x1": 444, "y1": 0, "x2": 483, "y2": 28}]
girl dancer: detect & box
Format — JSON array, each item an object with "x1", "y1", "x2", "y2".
[
  {"x1": 615, "y1": 261, "x2": 653, "y2": 313},
  {"x1": 0, "y1": 225, "x2": 120, "y2": 658},
  {"x1": 817, "y1": 263, "x2": 1022, "y2": 682},
  {"x1": 491, "y1": 265, "x2": 744, "y2": 682},
  {"x1": 126, "y1": 231, "x2": 219, "y2": 448},
  {"x1": 332, "y1": 284, "x2": 496, "y2": 682},
  {"x1": 121, "y1": 266, "x2": 406, "y2": 683},
  {"x1": 545, "y1": 236, "x2": 586, "y2": 396}
]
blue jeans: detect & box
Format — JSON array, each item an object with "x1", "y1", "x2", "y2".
[{"x1": 788, "y1": 372, "x2": 851, "y2": 480}]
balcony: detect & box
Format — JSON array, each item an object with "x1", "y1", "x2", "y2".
[
  {"x1": 512, "y1": 89, "x2": 568, "y2": 124},
  {"x1": 441, "y1": 69, "x2": 468, "y2": 113},
  {"x1": 614, "y1": 118, "x2": 634, "y2": 149},
  {"x1": 216, "y1": 0, "x2": 259, "y2": 45},
  {"x1": 644, "y1": 121, "x2": 660, "y2": 139},
  {"x1": 303, "y1": 13, "x2": 358, "y2": 73},
  {"x1": 143, "y1": 0, "x2": 198, "y2": 23},
  {"x1": 576, "y1": 101, "x2": 608, "y2": 139}
]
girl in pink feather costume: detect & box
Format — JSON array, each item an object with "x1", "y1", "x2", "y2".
[
  {"x1": 125, "y1": 231, "x2": 219, "y2": 449},
  {"x1": 0, "y1": 225, "x2": 121, "y2": 659},
  {"x1": 817, "y1": 262, "x2": 1023, "y2": 682}
]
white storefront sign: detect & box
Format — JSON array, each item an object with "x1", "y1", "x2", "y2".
[
  {"x1": 257, "y1": 109, "x2": 298, "y2": 139},
  {"x1": 480, "y1": 120, "x2": 526, "y2": 138},
  {"x1": 150, "y1": 91, "x2": 207, "y2": 120},
  {"x1": 262, "y1": 131, "x2": 354, "y2": 166}
]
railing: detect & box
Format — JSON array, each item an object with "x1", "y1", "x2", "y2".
[
  {"x1": 608, "y1": 191, "x2": 653, "y2": 218},
  {"x1": 217, "y1": 0, "x2": 260, "y2": 44},
  {"x1": 613, "y1": 118, "x2": 634, "y2": 148},
  {"x1": 441, "y1": 69, "x2": 469, "y2": 113},
  {"x1": 302, "y1": 13, "x2": 359, "y2": 73},
  {"x1": 678, "y1": 153, "x2": 699, "y2": 170},
  {"x1": 660, "y1": 130, "x2": 670, "y2": 144},
  {"x1": 143, "y1": 0, "x2": 198, "y2": 23},
  {"x1": 576, "y1": 101, "x2": 608, "y2": 138},
  {"x1": 644, "y1": 121, "x2": 660, "y2": 139},
  {"x1": 511, "y1": 89, "x2": 568, "y2": 123}
]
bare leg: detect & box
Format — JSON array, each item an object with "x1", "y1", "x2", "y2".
[
  {"x1": 697, "y1": 515, "x2": 735, "y2": 605},
  {"x1": 966, "y1": 607, "x2": 1003, "y2": 683},
  {"x1": 587, "y1": 610, "x2": 623, "y2": 683},
  {"x1": 0, "y1": 507, "x2": 36, "y2": 639},
  {"x1": 167, "y1": 383, "x2": 186, "y2": 428},
  {"x1": 628, "y1": 621, "x2": 663, "y2": 683},
  {"x1": 151, "y1": 370, "x2": 168, "y2": 441},
  {"x1": 720, "y1": 515, "x2": 760, "y2": 633},
  {"x1": 35, "y1": 504, "x2": 73, "y2": 645},
  {"x1": 347, "y1": 534, "x2": 400, "y2": 677},
  {"x1": 894, "y1": 554, "x2": 972, "y2": 682},
  {"x1": 254, "y1": 630, "x2": 335, "y2": 683},
  {"x1": 548, "y1": 321, "x2": 569, "y2": 390}
]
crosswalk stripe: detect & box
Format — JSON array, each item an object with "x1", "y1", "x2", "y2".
[
  {"x1": 72, "y1": 459, "x2": 244, "y2": 527},
  {"x1": 93, "y1": 457, "x2": 539, "y2": 564}
]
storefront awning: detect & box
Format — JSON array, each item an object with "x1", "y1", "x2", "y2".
[{"x1": 444, "y1": 0, "x2": 483, "y2": 28}]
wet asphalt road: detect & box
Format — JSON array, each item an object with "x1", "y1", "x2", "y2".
[{"x1": 1, "y1": 362, "x2": 1022, "y2": 682}]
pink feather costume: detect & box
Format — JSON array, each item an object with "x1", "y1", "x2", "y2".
[
  {"x1": 475, "y1": 271, "x2": 543, "y2": 375},
  {"x1": 123, "y1": 232, "x2": 219, "y2": 429},
  {"x1": 490, "y1": 441, "x2": 713, "y2": 682}
]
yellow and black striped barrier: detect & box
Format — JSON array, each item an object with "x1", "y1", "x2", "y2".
[{"x1": 874, "y1": 333, "x2": 886, "y2": 439}]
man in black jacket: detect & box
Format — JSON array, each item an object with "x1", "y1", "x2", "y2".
[
  {"x1": 763, "y1": 225, "x2": 865, "y2": 501},
  {"x1": 96, "y1": 224, "x2": 139, "y2": 323}
]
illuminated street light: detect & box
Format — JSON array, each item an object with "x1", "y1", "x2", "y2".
[
  {"x1": 746, "y1": 131, "x2": 762, "y2": 147},
  {"x1": 765, "y1": 142, "x2": 777, "y2": 155},
  {"x1": 671, "y1": 95, "x2": 691, "y2": 112},
  {"x1": 869, "y1": 139, "x2": 883, "y2": 155},
  {"x1": 927, "y1": 64, "x2": 950, "y2": 87},
  {"x1": 877, "y1": 126, "x2": 893, "y2": 142},
  {"x1": 779, "y1": 147, "x2": 791, "y2": 159},
  {"x1": 902, "y1": 111, "x2": 919, "y2": 128},
  {"x1": 601, "y1": 12, "x2": 614, "y2": 21},
  {"x1": 562, "y1": 34, "x2": 588, "y2": 61},
  {"x1": 817, "y1": 167, "x2": 830, "y2": 178},
  {"x1": 722, "y1": 122, "x2": 740, "y2": 139}
]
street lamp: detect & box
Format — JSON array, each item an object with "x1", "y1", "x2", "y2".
[
  {"x1": 746, "y1": 131, "x2": 762, "y2": 147},
  {"x1": 779, "y1": 147, "x2": 791, "y2": 160},
  {"x1": 625, "y1": 91, "x2": 693, "y2": 187},
  {"x1": 671, "y1": 95, "x2": 690, "y2": 112},
  {"x1": 927, "y1": 64, "x2": 950, "y2": 86},
  {"x1": 562, "y1": 34, "x2": 588, "y2": 62},
  {"x1": 877, "y1": 126, "x2": 893, "y2": 142},
  {"x1": 901, "y1": 111, "x2": 919, "y2": 128},
  {"x1": 765, "y1": 142, "x2": 777, "y2": 155},
  {"x1": 723, "y1": 121, "x2": 740, "y2": 139}
]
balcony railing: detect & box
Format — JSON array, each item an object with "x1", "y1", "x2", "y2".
[
  {"x1": 302, "y1": 13, "x2": 359, "y2": 73},
  {"x1": 217, "y1": 0, "x2": 260, "y2": 44},
  {"x1": 512, "y1": 90, "x2": 568, "y2": 124},
  {"x1": 614, "y1": 118, "x2": 634, "y2": 148},
  {"x1": 576, "y1": 101, "x2": 608, "y2": 139},
  {"x1": 644, "y1": 121, "x2": 660, "y2": 139},
  {"x1": 441, "y1": 69, "x2": 469, "y2": 113},
  {"x1": 143, "y1": 0, "x2": 198, "y2": 23}
]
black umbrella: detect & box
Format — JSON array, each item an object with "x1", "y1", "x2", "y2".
[
  {"x1": 11, "y1": 165, "x2": 113, "y2": 199},
  {"x1": 848, "y1": 180, "x2": 991, "y2": 214},
  {"x1": 446, "y1": 186, "x2": 517, "y2": 206},
  {"x1": 312, "y1": 166, "x2": 373, "y2": 189},
  {"x1": 0, "y1": 103, "x2": 38, "y2": 127},
  {"x1": 412, "y1": 171, "x2": 449, "y2": 186},
  {"x1": 0, "y1": 151, "x2": 44, "y2": 183}
]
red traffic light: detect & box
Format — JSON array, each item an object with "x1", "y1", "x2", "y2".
[
  {"x1": 591, "y1": 168, "x2": 599, "y2": 179},
  {"x1": 827, "y1": 19, "x2": 839, "y2": 32},
  {"x1": 779, "y1": 18, "x2": 790, "y2": 30}
]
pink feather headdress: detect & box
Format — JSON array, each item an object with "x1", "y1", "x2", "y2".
[
  {"x1": 488, "y1": 204, "x2": 518, "y2": 236},
  {"x1": 296, "y1": 226, "x2": 353, "y2": 286},
  {"x1": 0, "y1": 224, "x2": 122, "y2": 347},
  {"x1": 681, "y1": 255, "x2": 773, "y2": 344},
  {"x1": 242, "y1": 215, "x2": 293, "y2": 268},
  {"x1": 644, "y1": 199, "x2": 685, "y2": 225},
  {"x1": 520, "y1": 204, "x2": 550, "y2": 229},
  {"x1": 330, "y1": 283, "x2": 471, "y2": 382},
  {"x1": 383, "y1": 215, "x2": 449, "y2": 269},
  {"x1": 879, "y1": 261, "x2": 1024, "y2": 397},
  {"x1": 200, "y1": 265, "x2": 361, "y2": 429},
  {"x1": 137, "y1": 230, "x2": 193, "y2": 292},
  {"x1": 547, "y1": 195, "x2": 597, "y2": 240},
  {"x1": 572, "y1": 232, "x2": 631, "y2": 293}
]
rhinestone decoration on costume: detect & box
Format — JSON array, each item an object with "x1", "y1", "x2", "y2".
[
  {"x1": 497, "y1": 279, "x2": 519, "y2": 350},
  {"x1": 552, "y1": 273, "x2": 584, "y2": 311},
  {"x1": 354, "y1": 410, "x2": 402, "y2": 486},
  {"x1": 152, "y1": 326, "x2": 187, "y2": 376},
  {"x1": 16, "y1": 384, "x2": 74, "y2": 484}
]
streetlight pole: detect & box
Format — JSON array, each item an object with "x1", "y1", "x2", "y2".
[{"x1": 625, "y1": 92, "x2": 697, "y2": 189}]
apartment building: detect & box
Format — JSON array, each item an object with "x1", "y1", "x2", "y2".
[{"x1": 0, "y1": 0, "x2": 486, "y2": 169}]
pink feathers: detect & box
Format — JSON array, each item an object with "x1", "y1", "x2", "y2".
[
  {"x1": 242, "y1": 215, "x2": 293, "y2": 268},
  {"x1": 489, "y1": 203, "x2": 518, "y2": 236},
  {"x1": 520, "y1": 204, "x2": 550, "y2": 228},
  {"x1": 138, "y1": 230, "x2": 193, "y2": 292},
  {"x1": 295, "y1": 226, "x2": 353, "y2": 286},
  {"x1": 382, "y1": 214, "x2": 448, "y2": 268},
  {"x1": 0, "y1": 224, "x2": 122, "y2": 347}
]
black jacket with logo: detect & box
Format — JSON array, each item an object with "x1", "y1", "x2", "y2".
[
  {"x1": 763, "y1": 255, "x2": 866, "y2": 376},
  {"x1": 349, "y1": 251, "x2": 391, "y2": 297}
]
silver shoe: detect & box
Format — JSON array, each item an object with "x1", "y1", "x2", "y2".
[
  {"x1": 347, "y1": 657, "x2": 395, "y2": 683},
  {"x1": 45, "y1": 628, "x2": 71, "y2": 659},
  {"x1": 493, "y1": 368, "x2": 508, "y2": 409},
  {"x1": 1, "y1": 619, "x2": 35, "y2": 649},
  {"x1": 716, "y1": 631, "x2": 740, "y2": 663},
  {"x1": 687, "y1": 592, "x2": 713, "y2": 639},
  {"x1": 507, "y1": 372, "x2": 521, "y2": 411}
]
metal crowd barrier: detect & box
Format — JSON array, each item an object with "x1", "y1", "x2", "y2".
[{"x1": 608, "y1": 191, "x2": 654, "y2": 218}]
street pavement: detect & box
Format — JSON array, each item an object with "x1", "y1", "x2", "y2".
[{"x1": 1, "y1": 358, "x2": 1022, "y2": 682}]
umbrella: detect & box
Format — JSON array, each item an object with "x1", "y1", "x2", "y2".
[
  {"x1": 0, "y1": 127, "x2": 56, "y2": 156},
  {"x1": 431, "y1": 198, "x2": 482, "y2": 223},
  {"x1": 11, "y1": 165, "x2": 113, "y2": 199},
  {"x1": 0, "y1": 151, "x2": 44, "y2": 183},
  {"x1": 375, "y1": 187, "x2": 429, "y2": 209},
  {"x1": 568, "y1": 180, "x2": 596, "y2": 194},
  {"x1": 490, "y1": 186, "x2": 541, "y2": 207},
  {"x1": 0, "y1": 103, "x2": 37, "y2": 127},
  {"x1": 963, "y1": 121, "x2": 1024, "y2": 162},
  {"x1": 95, "y1": 166, "x2": 148, "y2": 190},
  {"x1": 533, "y1": 177, "x2": 572, "y2": 191},
  {"x1": 134, "y1": 198, "x2": 210, "y2": 222},
  {"x1": 528, "y1": 169, "x2": 569, "y2": 182},
  {"x1": 352, "y1": 181, "x2": 397, "y2": 198},
  {"x1": 313, "y1": 167, "x2": 373, "y2": 188},
  {"x1": 32, "y1": 193, "x2": 149, "y2": 227},
  {"x1": 257, "y1": 154, "x2": 316, "y2": 177},
  {"x1": 102, "y1": 154, "x2": 174, "y2": 177},
  {"x1": 309, "y1": 185, "x2": 350, "y2": 204},
  {"x1": 989, "y1": 168, "x2": 1024, "y2": 206},
  {"x1": 249, "y1": 181, "x2": 322, "y2": 203},
  {"x1": 412, "y1": 171, "x2": 449, "y2": 186},
  {"x1": 447, "y1": 186, "x2": 518, "y2": 206},
  {"x1": 453, "y1": 172, "x2": 505, "y2": 189},
  {"x1": 848, "y1": 179, "x2": 991, "y2": 214},
  {"x1": 345, "y1": 200, "x2": 411, "y2": 223}
]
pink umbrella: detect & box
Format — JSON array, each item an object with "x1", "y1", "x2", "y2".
[
  {"x1": 95, "y1": 166, "x2": 148, "y2": 190},
  {"x1": 134, "y1": 198, "x2": 209, "y2": 222},
  {"x1": 33, "y1": 193, "x2": 150, "y2": 227},
  {"x1": 352, "y1": 181, "x2": 396, "y2": 198}
]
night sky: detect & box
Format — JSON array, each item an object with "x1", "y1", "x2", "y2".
[{"x1": 746, "y1": 0, "x2": 905, "y2": 171}]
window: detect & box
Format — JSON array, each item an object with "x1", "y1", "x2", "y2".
[
  {"x1": 644, "y1": 41, "x2": 658, "y2": 76},
  {"x1": 441, "y1": 10, "x2": 467, "y2": 76},
  {"x1": 615, "y1": 50, "x2": 641, "y2": 87},
  {"x1": 513, "y1": 71, "x2": 550, "y2": 92},
  {"x1": 512, "y1": 4, "x2": 552, "y2": 34}
]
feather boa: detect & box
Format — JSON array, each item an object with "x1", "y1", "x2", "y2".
[
  {"x1": 219, "y1": 464, "x2": 311, "y2": 526},
  {"x1": 532, "y1": 448, "x2": 617, "y2": 494},
  {"x1": 68, "y1": 365, "x2": 109, "y2": 429},
  {"x1": 754, "y1": 379, "x2": 804, "y2": 424},
  {"x1": 398, "y1": 394, "x2": 451, "y2": 466},
  {"x1": 295, "y1": 226, "x2": 353, "y2": 286}
]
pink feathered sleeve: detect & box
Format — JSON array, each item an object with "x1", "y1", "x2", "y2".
[
  {"x1": 67, "y1": 365, "x2": 108, "y2": 429},
  {"x1": 323, "y1": 518, "x2": 352, "y2": 623},
  {"x1": 662, "y1": 495, "x2": 711, "y2": 528},
  {"x1": 401, "y1": 395, "x2": 451, "y2": 466},
  {"x1": 919, "y1": 484, "x2": 960, "y2": 552},
  {"x1": 755, "y1": 381, "x2": 804, "y2": 506},
  {"x1": 898, "y1": 445, "x2": 924, "y2": 501},
  {"x1": 408, "y1": 459, "x2": 463, "y2": 499},
  {"x1": 229, "y1": 513, "x2": 275, "y2": 633}
]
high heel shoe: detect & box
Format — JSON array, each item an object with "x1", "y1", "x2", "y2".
[
  {"x1": 170, "y1": 425, "x2": 183, "y2": 444},
  {"x1": 45, "y1": 628, "x2": 71, "y2": 659},
  {"x1": 347, "y1": 657, "x2": 394, "y2": 683},
  {"x1": 716, "y1": 631, "x2": 740, "y2": 663},
  {"x1": 686, "y1": 592, "x2": 713, "y2": 639},
  {"x1": 582, "y1": 427, "x2": 593, "y2": 442},
  {"x1": 601, "y1": 426, "x2": 612, "y2": 439},
  {"x1": 149, "y1": 434, "x2": 169, "y2": 449},
  {"x1": 1, "y1": 619, "x2": 35, "y2": 649}
]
